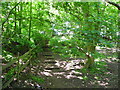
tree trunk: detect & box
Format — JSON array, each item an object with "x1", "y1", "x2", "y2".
[
  {"x1": 81, "y1": 3, "x2": 96, "y2": 68},
  {"x1": 29, "y1": 2, "x2": 32, "y2": 41},
  {"x1": 85, "y1": 45, "x2": 96, "y2": 68},
  {"x1": 77, "y1": 47, "x2": 95, "y2": 69},
  {"x1": 84, "y1": 55, "x2": 94, "y2": 68},
  {"x1": 117, "y1": 11, "x2": 120, "y2": 59}
]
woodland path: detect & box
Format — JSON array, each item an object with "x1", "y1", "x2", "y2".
[
  {"x1": 11, "y1": 47, "x2": 118, "y2": 89},
  {"x1": 32, "y1": 47, "x2": 119, "y2": 88}
]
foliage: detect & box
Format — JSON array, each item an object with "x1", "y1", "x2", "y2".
[
  {"x1": 1, "y1": 1, "x2": 118, "y2": 69},
  {"x1": 2, "y1": 50, "x2": 14, "y2": 62},
  {"x1": 4, "y1": 67, "x2": 18, "y2": 81},
  {"x1": 76, "y1": 61, "x2": 108, "y2": 74},
  {"x1": 30, "y1": 75, "x2": 44, "y2": 84},
  {"x1": 89, "y1": 61, "x2": 108, "y2": 74}
]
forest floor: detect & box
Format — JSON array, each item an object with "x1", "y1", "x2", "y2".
[
  {"x1": 38, "y1": 61, "x2": 118, "y2": 88},
  {"x1": 11, "y1": 47, "x2": 119, "y2": 89}
]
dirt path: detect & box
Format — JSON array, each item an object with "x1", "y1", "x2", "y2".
[
  {"x1": 35, "y1": 50, "x2": 118, "y2": 88},
  {"x1": 10, "y1": 47, "x2": 119, "y2": 89},
  {"x1": 38, "y1": 62, "x2": 118, "y2": 88}
]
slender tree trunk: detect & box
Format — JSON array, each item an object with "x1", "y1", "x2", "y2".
[
  {"x1": 18, "y1": 2, "x2": 22, "y2": 36},
  {"x1": 29, "y1": 2, "x2": 32, "y2": 41},
  {"x1": 84, "y1": 55, "x2": 94, "y2": 68},
  {"x1": 14, "y1": 2, "x2": 17, "y2": 35},
  {"x1": 6, "y1": 3, "x2": 10, "y2": 38},
  {"x1": 18, "y1": 5, "x2": 20, "y2": 34},
  {"x1": 117, "y1": 10, "x2": 120, "y2": 59}
]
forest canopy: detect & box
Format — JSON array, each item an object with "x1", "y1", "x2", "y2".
[{"x1": 1, "y1": 1, "x2": 119, "y2": 64}]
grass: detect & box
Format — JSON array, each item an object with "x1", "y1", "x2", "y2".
[
  {"x1": 30, "y1": 74, "x2": 44, "y2": 84},
  {"x1": 89, "y1": 61, "x2": 108, "y2": 74},
  {"x1": 76, "y1": 61, "x2": 108, "y2": 76}
]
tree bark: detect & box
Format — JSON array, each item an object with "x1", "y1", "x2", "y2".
[{"x1": 77, "y1": 46, "x2": 94, "y2": 68}]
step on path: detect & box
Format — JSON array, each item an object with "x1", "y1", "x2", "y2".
[
  {"x1": 40, "y1": 48, "x2": 63, "y2": 74},
  {"x1": 37, "y1": 47, "x2": 87, "y2": 88},
  {"x1": 39, "y1": 50, "x2": 83, "y2": 76}
]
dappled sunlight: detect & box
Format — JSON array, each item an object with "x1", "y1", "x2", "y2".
[
  {"x1": 38, "y1": 58, "x2": 84, "y2": 79},
  {"x1": 97, "y1": 81, "x2": 109, "y2": 87},
  {"x1": 96, "y1": 46, "x2": 118, "y2": 53},
  {"x1": 7, "y1": 51, "x2": 118, "y2": 88},
  {"x1": 3, "y1": 49, "x2": 118, "y2": 88},
  {"x1": 64, "y1": 74, "x2": 77, "y2": 79},
  {"x1": 55, "y1": 59, "x2": 84, "y2": 70},
  {"x1": 56, "y1": 76, "x2": 62, "y2": 79},
  {"x1": 40, "y1": 72, "x2": 53, "y2": 77},
  {"x1": 53, "y1": 72, "x2": 65, "y2": 75},
  {"x1": 27, "y1": 52, "x2": 118, "y2": 88},
  {"x1": 103, "y1": 58, "x2": 119, "y2": 63},
  {"x1": 2, "y1": 1, "x2": 119, "y2": 89}
]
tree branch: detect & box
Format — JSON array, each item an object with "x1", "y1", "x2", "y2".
[
  {"x1": 76, "y1": 46, "x2": 91, "y2": 59},
  {"x1": 105, "y1": 0, "x2": 120, "y2": 10},
  {"x1": 2, "y1": 2, "x2": 20, "y2": 31}
]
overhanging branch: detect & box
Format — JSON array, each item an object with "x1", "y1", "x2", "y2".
[{"x1": 105, "y1": 0, "x2": 120, "y2": 10}]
